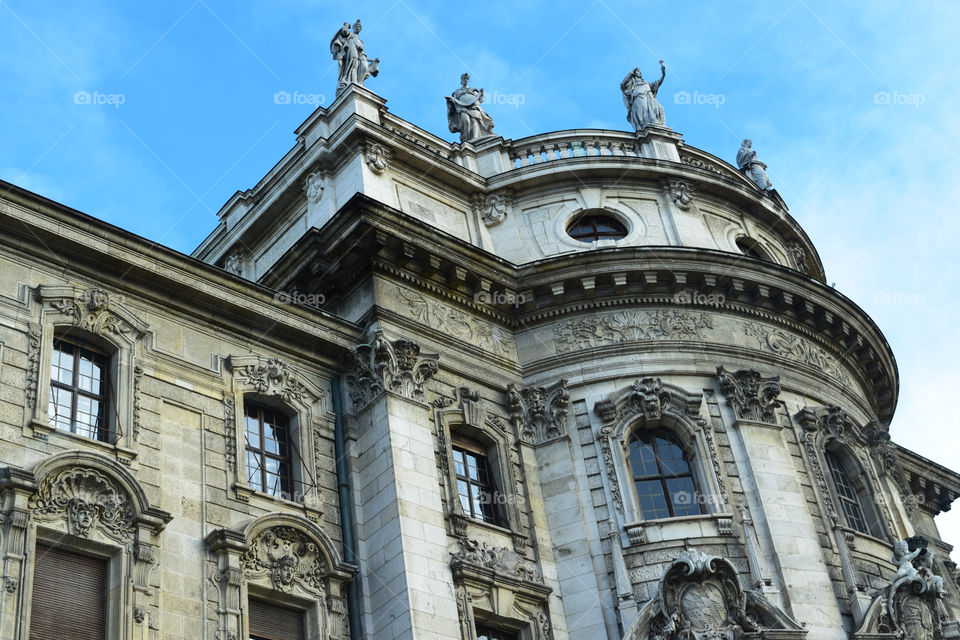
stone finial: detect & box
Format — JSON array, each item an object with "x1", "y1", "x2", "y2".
[
  {"x1": 330, "y1": 19, "x2": 379, "y2": 94},
  {"x1": 736, "y1": 139, "x2": 773, "y2": 191},
  {"x1": 446, "y1": 73, "x2": 496, "y2": 143},
  {"x1": 621, "y1": 60, "x2": 666, "y2": 131}
]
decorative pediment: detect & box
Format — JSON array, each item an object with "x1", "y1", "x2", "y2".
[
  {"x1": 37, "y1": 285, "x2": 149, "y2": 339},
  {"x1": 623, "y1": 548, "x2": 805, "y2": 640},
  {"x1": 345, "y1": 331, "x2": 439, "y2": 410},
  {"x1": 226, "y1": 355, "x2": 325, "y2": 410},
  {"x1": 450, "y1": 539, "x2": 546, "y2": 587},
  {"x1": 506, "y1": 378, "x2": 569, "y2": 444},
  {"x1": 595, "y1": 377, "x2": 702, "y2": 427},
  {"x1": 240, "y1": 526, "x2": 330, "y2": 596},
  {"x1": 716, "y1": 366, "x2": 783, "y2": 424},
  {"x1": 0, "y1": 450, "x2": 171, "y2": 544}
]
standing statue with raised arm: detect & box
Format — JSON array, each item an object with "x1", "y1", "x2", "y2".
[
  {"x1": 330, "y1": 20, "x2": 379, "y2": 95},
  {"x1": 737, "y1": 139, "x2": 773, "y2": 191},
  {"x1": 621, "y1": 60, "x2": 666, "y2": 131},
  {"x1": 446, "y1": 73, "x2": 496, "y2": 144}
]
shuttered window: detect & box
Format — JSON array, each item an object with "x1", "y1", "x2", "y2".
[
  {"x1": 249, "y1": 598, "x2": 305, "y2": 640},
  {"x1": 30, "y1": 544, "x2": 106, "y2": 640}
]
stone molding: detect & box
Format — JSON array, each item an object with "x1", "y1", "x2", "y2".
[
  {"x1": 716, "y1": 365, "x2": 783, "y2": 424},
  {"x1": 0, "y1": 450, "x2": 171, "y2": 636},
  {"x1": 206, "y1": 513, "x2": 356, "y2": 640},
  {"x1": 450, "y1": 538, "x2": 552, "y2": 640},
  {"x1": 623, "y1": 547, "x2": 805, "y2": 639},
  {"x1": 432, "y1": 387, "x2": 528, "y2": 549},
  {"x1": 345, "y1": 330, "x2": 439, "y2": 411},
  {"x1": 506, "y1": 378, "x2": 570, "y2": 445},
  {"x1": 595, "y1": 378, "x2": 728, "y2": 517},
  {"x1": 27, "y1": 285, "x2": 150, "y2": 452}
]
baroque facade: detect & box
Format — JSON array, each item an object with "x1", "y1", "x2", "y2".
[{"x1": 0, "y1": 29, "x2": 958, "y2": 640}]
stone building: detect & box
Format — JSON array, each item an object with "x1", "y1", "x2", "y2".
[{"x1": 0, "y1": 37, "x2": 959, "y2": 640}]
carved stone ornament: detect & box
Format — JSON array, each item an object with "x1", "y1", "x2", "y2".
[
  {"x1": 364, "y1": 142, "x2": 390, "y2": 174},
  {"x1": 223, "y1": 249, "x2": 245, "y2": 276},
  {"x1": 628, "y1": 547, "x2": 805, "y2": 640},
  {"x1": 346, "y1": 331, "x2": 439, "y2": 410},
  {"x1": 304, "y1": 171, "x2": 324, "y2": 204},
  {"x1": 239, "y1": 526, "x2": 330, "y2": 596},
  {"x1": 40, "y1": 286, "x2": 148, "y2": 338},
  {"x1": 855, "y1": 536, "x2": 949, "y2": 638},
  {"x1": 553, "y1": 309, "x2": 712, "y2": 354},
  {"x1": 786, "y1": 240, "x2": 810, "y2": 275},
  {"x1": 715, "y1": 366, "x2": 783, "y2": 424},
  {"x1": 663, "y1": 179, "x2": 694, "y2": 210},
  {"x1": 506, "y1": 379, "x2": 569, "y2": 445},
  {"x1": 475, "y1": 192, "x2": 510, "y2": 227},
  {"x1": 234, "y1": 357, "x2": 311, "y2": 406},
  {"x1": 743, "y1": 321, "x2": 850, "y2": 385},
  {"x1": 29, "y1": 466, "x2": 137, "y2": 542},
  {"x1": 25, "y1": 323, "x2": 41, "y2": 409},
  {"x1": 450, "y1": 539, "x2": 545, "y2": 586}
]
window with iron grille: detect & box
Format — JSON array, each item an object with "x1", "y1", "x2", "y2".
[
  {"x1": 628, "y1": 429, "x2": 703, "y2": 520},
  {"x1": 825, "y1": 450, "x2": 872, "y2": 535},
  {"x1": 244, "y1": 402, "x2": 293, "y2": 498},
  {"x1": 48, "y1": 335, "x2": 110, "y2": 441},
  {"x1": 452, "y1": 439, "x2": 501, "y2": 525}
]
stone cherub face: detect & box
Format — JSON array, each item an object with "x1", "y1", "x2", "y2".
[{"x1": 273, "y1": 555, "x2": 298, "y2": 588}]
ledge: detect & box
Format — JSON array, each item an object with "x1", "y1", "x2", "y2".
[{"x1": 625, "y1": 512, "x2": 735, "y2": 545}]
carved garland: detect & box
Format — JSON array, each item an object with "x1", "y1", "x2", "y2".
[
  {"x1": 235, "y1": 358, "x2": 311, "y2": 406},
  {"x1": 25, "y1": 323, "x2": 42, "y2": 409}
]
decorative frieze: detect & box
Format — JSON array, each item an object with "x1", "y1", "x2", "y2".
[
  {"x1": 132, "y1": 364, "x2": 144, "y2": 440},
  {"x1": 715, "y1": 365, "x2": 783, "y2": 424},
  {"x1": 450, "y1": 539, "x2": 544, "y2": 586},
  {"x1": 506, "y1": 379, "x2": 569, "y2": 444},
  {"x1": 346, "y1": 331, "x2": 438, "y2": 410},
  {"x1": 553, "y1": 309, "x2": 712, "y2": 353},
  {"x1": 392, "y1": 285, "x2": 515, "y2": 356},
  {"x1": 44, "y1": 287, "x2": 148, "y2": 338},
  {"x1": 743, "y1": 321, "x2": 850, "y2": 385},
  {"x1": 25, "y1": 323, "x2": 41, "y2": 409}
]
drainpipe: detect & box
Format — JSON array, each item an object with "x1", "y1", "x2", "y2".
[{"x1": 332, "y1": 376, "x2": 363, "y2": 639}]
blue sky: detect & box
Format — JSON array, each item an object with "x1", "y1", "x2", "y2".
[{"x1": 2, "y1": 1, "x2": 959, "y2": 544}]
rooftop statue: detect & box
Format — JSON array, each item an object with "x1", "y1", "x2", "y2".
[
  {"x1": 737, "y1": 139, "x2": 773, "y2": 191},
  {"x1": 620, "y1": 61, "x2": 666, "y2": 131},
  {"x1": 330, "y1": 20, "x2": 379, "y2": 95},
  {"x1": 446, "y1": 73, "x2": 496, "y2": 144}
]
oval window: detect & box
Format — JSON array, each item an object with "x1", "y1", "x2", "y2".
[{"x1": 567, "y1": 214, "x2": 627, "y2": 243}]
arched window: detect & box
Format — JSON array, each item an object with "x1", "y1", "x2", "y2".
[
  {"x1": 628, "y1": 429, "x2": 702, "y2": 520},
  {"x1": 825, "y1": 449, "x2": 879, "y2": 536},
  {"x1": 735, "y1": 237, "x2": 770, "y2": 261},
  {"x1": 567, "y1": 214, "x2": 628, "y2": 243},
  {"x1": 48, "y1": 332, "x2": 111, "y2": 442}
]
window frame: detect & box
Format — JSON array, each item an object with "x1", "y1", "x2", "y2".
[
  {"x1": 452, "y1": 438, "x2": 503, "y2": 526},
  {"x1": 243, "y1": 401, "x2": 295, "y2": 499},
  {"x1": 48, "y1": 334, "x2": 112, "y2": 442},
  {"x1": 627, "y1": 428, "x2": 704, "y2": 520},
  {"x1": 566, "y1": 214, "x2": 628, "y2": 243},
  {"x1": 824, "y1": 447, "x2": 881, "y2": 537}
]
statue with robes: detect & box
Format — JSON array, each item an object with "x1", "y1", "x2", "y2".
[
  {"x1": 446, "y1": 73, "x2": 496, "y2": 143},
  {"x1": 736, "y1": 139, "x2": 773, "y2": 191},
  {"x1": 330, "y1": 20, "x2": 379, "y2": 94},
  {"x1": 621, "y1": 61, "x2": 666, "y2": 131}
]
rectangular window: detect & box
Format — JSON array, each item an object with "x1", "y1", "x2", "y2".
[
  {"x1": 476, "y1": 624, "x2": 518, "y2": 640},
  {"x1": 452, "y1": 442, "x2": 500, "y2": 525},
  {"x1": 30, "y1": 544, "x2": 106, "y2": 640},
  {"x1": 244, "y1": 403, "x2": 293, "y2": 498},
  {"x1": 48, "y1": 337, "x2": 110, "y2": 441},
  {"x1": 249, "y1": 598, "x2": 305, "y2": 640}
]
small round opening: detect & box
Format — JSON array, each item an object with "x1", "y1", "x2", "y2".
[{"x1": 566, "y1": 213, "x2": 627, "y2": 243}]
